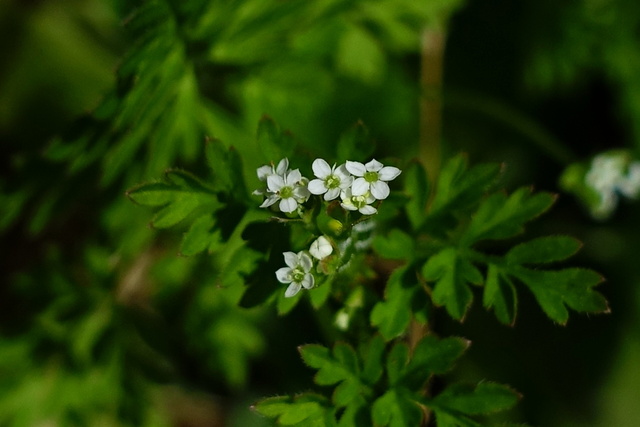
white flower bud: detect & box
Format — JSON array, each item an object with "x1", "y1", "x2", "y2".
[{"x1": 309, "y1": 236, "x2": 333, "y2": 260}]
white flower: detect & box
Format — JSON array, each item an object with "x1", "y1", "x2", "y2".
[
  {"x1": 275, "y1": 251, "x2": 315, "y2": 297},
  {"x1": 260, "y1": 169, "x2": 310, "y2": 213},
  {"x1": 309, "y1": 235, "x2": 333, "y2": 260},
  {"x1": 253, "y1": 158, "x2": 289, "y2": 196},
  {"x1": 345, "y1": 159, "x2": 401, "y2": 200},
  {"x1": 618, "y1": 162, "x2": 640, "y2": 198},
  {"x1": 585, "y1": 154, "x2": 625, "y2": 193},
  {"x1": 340, "y1": 188, "x2": 377, "y2": 215},
  {"x1": 308, "y1": 159, "x2": 353, "y2": 201}
]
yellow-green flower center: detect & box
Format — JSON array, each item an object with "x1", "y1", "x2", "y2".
[
  {"x1": 292, "y1": 267, "x2": 306, "y2": 283},
  {"x1": 352, "y1": 195, "x2": 368, "y2": 208},
  {"x1": 325, "y1": 175, "x2": 340, "y2": 189},
  {"x1": 364, "y1": 171, "x2": 378, "y2": 183},
  {"x1": 280, "y1": 186, "x2": 294, "y2": 199}
]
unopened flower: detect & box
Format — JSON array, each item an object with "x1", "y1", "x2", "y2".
[
  {"x1": 340, "y1": 188, "x2": 377, "y2": 215},
  {"x1": 309, "y1": 235, "x2": 333, "y2": 260},
  {"x1": 253, "y1": 158, "x2": 289, "y2": 196},
  {"x1": 260, "y1": 169, "x2": 310, "y2": 213},
  {"x1": 275, "y1": 251, "x2": 315, "y2": 297},
  {"x1": 308, "y1": 159, "x2": 353, "y2": 201},
  {"x1": 346, "y1": 159, "x2": 401, "y2": 200}
]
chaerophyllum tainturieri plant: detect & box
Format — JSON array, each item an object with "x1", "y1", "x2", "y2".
[{"x1": 126, "y1": 117, "x2": 609, "y2": 426}]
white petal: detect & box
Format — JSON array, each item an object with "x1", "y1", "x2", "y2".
[
  {"x1": 341, "y1": 202, "x2": 358, "y2": 211},
  {"x1": 259, "y1": 194, "x2": 279, "y2": 208},
  {"x1": 257, "y1": 165, "x2": 272, "y2": 180},
  {"x1": 324, "y1": 187, "x2": 341, "y2": 200},
  {"x1": 275, "y1": 158, "x2": 289, "y2": 175},
  {"x1": 351, "y1": 178, "x2": 369, "y2": 196},
  {"x1": 345, "y1": 160, "x2": 366, "y2": 176},
  {"x1": 267, "y1": 175, "x2": 284, "y2": 191},
  {"x1": 339, "y1": 175, "x2": 354, "y2": 189},
  {"x1": 334, "y1": 164, "x2": 351, "y2": 180},
  {"x1": 301, "y1": 274, "x2": 315, "y2": 289},
  {"x1": 285, "y1": 282, "x2": 302, "y2": 298},
  {"x1": 286, "y1": 169, "x2": 302, "y2": 184},
  {"x1": 378, "y1": 166, "x2": 401, "y2": 181},
  {"x1": 308, "y1": 179, "x2": 327, "y2": 195},
  {"x1": 279, "y1": 198, "x2": 297, "y2": 213},
  {"x1": 365, "y1": 159, "x2": 383, "y2": 172},
  {"x1": 359, "y1": 205, "x2": 377, "y2": 215},
  {"x1": 299, "y1": 252, "x2": 313, "y2": 271},
  {"x1": 294, "y1": 185, "x2": 310, "y2": 201},
  {"x1": 283, "y1": 251, "x2": 298, "y2": 268},
  {"x1": 312, "y1": 158, "x2": 332, "y2": 179},
  {"x1": 275, "y1": 267, "x2": 292, "y2": 283},
  {"x1": 370, "y1": 180, "x2": 390, "y2": 200}
]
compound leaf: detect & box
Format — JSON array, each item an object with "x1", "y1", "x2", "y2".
[{"x1": 422, "y1": 248, "x2": 482, "y2": 320}]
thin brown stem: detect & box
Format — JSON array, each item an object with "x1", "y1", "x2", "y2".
[{"x1": 419, "y1": 28, "x2": 446, "y2": 184}]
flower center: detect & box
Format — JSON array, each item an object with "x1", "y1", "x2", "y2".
[
  {"x1": 279, "y1": 186, "x2": 294, "y2": 199},
  {"x1": 325, "y1": 175, "x2": 340, "y2": 189},
  {"x1": 352, "y1": 195, "x2": 368, "y2": 208},
  {"x1": 292, "y1": 267, "x2": 306, "y2": 283},
  {"x1": 364, "y1": 171, "x2": 378, "y2": 183}
]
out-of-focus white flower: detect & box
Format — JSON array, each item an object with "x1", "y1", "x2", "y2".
[
  {"x1": 260, "y1": 169, "x2": 310, "y2": 213},
  {"x1": 275, "y1": 251, "x2": 315, "y2": 297},
  {"x1": 585, "y1": 153, "x2": 640, "y2": 218},
  {"x1": 340, "y1": 188, "x2": 377, "y2": 215},
  {"x1": 308, "y1": 159, "x2": 353, "y2": 201},
  {"x1": 309, "y1": 235, "x2": 333, "y2": 260},
  {"x1": 618, "y1": 162, "x2": 640, "y2": 198},
  {"x1": 346, "y1": 159, "x2": 401, "y2": 200}
]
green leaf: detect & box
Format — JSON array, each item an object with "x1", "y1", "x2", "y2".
[
  {"x1": 336, "y1": 121, "x2": 374, "y2": 161},
  {"x1": 431, "y1": 382, "x2": 520, "y2": 415},
  {"x1": 462, "y1": 188, "x2": 556, "y2": 245},
  {"x1": 179, "y1": 214, "x2": 220, "y2": 256},
  {"x1": 337, "y1": 24, "x2": 385, "y2": 84},
  {"x1": 422, "y1": 248, "x2": 482, "y2": 320},
  {"x1": 429, "y1": 155, "x2": 502, "y2": 216},
  {"x1": 257, "y1": 115, "x2": 295, "y2": 162},
  {"x1": 371, "y1": 267, "x2": 420, "y2": 340},
  {"x1": 359, "y1": 335, "x2": 386, "y2": 385},
  {"x1": 205, "y1": 138, "x2": 249, "y2": 197},
  {"x1": 126, "y1": 169, "x2": 219, "y2": 229},
  {"x1": 385, "y1": 342, "x2": 409, "y2": 385},
  {"x1": 404, "y1": 336, "x2": 470, "y2": 382},
  {"x1": 372, "y1": 229, "x2": 415, "y2": 260},
  {"x1": 403, "y1": 161, "x2": 430, "y2": 230},
  {"x1": 252, "y1": 394, "x2": 334, "y2": 426},
  {"x1": 513, "y1": 267, "x2": 608, "y2": 324},
  {"x1": 371, "y1": 388, "x2": 424, "y2": 427},
  {"x1": 483, "y1": 264, "x2": 517, "y2": 325},
  {"x1": 299, "y1": 343, "x2": 362, "y2": 407},
  {"x1": 506, "y1": 236, "x2": 582, "y2": 265}
]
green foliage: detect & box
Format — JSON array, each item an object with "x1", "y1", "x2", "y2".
[{"x1": 3, "y1": 0, "x2": 624, "y2": 425}]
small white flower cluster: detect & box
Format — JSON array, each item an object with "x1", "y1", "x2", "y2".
[
  {"x1": 276, "y1": 236, "x2": 333, "y2": 297},
  {"x1": 255, "y1": 157, "x2": 401, "y2": 297},
  {"x1": 254, "y1": 158, "x2": 401, "y2": 215},
  {"x1": 585, "y1": 152, "x2": 640, "y2": 218}
]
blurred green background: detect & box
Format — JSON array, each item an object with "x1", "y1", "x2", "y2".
[{"x1": 1, "y1": 0, "x2": 640, "y2": 425}]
